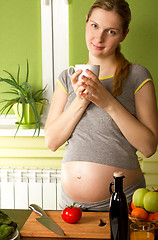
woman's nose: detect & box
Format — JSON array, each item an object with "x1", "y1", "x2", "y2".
[{"x1": 96, "y1": 31, "x2": 105, "y2": 43}]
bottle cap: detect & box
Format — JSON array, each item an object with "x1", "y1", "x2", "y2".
[{"x1": 113, "y1": 171, "x2": 124, "y2": 178}]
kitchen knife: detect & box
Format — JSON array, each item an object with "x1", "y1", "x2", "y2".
[{"x1": 29, "y1": 204, "x2": 65, "y2": 236}]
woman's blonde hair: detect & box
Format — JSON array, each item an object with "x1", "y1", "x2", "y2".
[{"x1": 87, "y1": 0, "x2": 131, "y2": 96}]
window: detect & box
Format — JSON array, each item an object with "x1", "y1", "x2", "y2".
[
  {"x1": 41, "y1": 0, "x2": 69, "y2": 118},
  {"x1": 0, "y1": 0, "x2": 69, "y2": 135}
]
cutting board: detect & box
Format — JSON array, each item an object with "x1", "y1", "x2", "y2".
[{"x1": 20, "y1": 211, "x2": 111, "y2": 239}]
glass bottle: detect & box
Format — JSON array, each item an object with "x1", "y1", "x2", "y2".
[{"x1": 109, "y1": 172, "x2": 128, "y2": 240}]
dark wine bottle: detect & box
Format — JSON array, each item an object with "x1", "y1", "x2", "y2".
[{"x1": 109, "y1": 172, "x2": 128, "y2": 240}]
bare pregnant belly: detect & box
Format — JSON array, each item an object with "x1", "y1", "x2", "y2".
[{"x1": 61, "y1": 161, "x2": 143, "y2": 203}]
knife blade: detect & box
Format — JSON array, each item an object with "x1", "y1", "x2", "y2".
[{"x1": 29, "y1": 204, "x2": 65, "y2": 236}]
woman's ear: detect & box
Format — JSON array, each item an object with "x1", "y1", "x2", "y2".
[{"x1": 120, "y1": 29, "x2": 129, "y2": 42}]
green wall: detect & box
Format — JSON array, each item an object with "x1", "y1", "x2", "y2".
[
  {"x1": 69, "y1": 0, "x2": 158, "y2": 102},
  {"x1": 0, "y1": 0, "x2": 157, "y2": 110},
  {"x1": 0, "y1": 137, "x2": 63, "y2": 169},
  {"x1": 0, "y1": 0, "x2": 42, "y2": 112}
]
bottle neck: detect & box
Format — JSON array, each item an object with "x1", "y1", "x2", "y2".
[{"x1": 114, "y1": 176, "x2": 124, "y2": 192}]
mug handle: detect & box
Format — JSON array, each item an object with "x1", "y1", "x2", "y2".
[{"x1": 68, "y1": 66, "x2": 75, "y2": 77}]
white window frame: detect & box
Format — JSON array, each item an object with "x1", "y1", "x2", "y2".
[
  {"x1": 0, "y1": 0, "x2": 69, "y2": 136},
  {"x1": 41, "y1": 0, "x2": 69, "y2": 121}
]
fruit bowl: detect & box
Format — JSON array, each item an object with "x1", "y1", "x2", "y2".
[{"x1": 129, "y1": 214, "x2": 158, "y2": 229}]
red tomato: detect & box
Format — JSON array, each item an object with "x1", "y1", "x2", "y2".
[{"x1": 61, "y1": 204, "x2": 82, "y2": 224}]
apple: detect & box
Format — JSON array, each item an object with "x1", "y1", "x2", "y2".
[
  {"x1": 143, "y1": 191, "x2": 158, "y2": 212},
  {"x1": 132, "y1": 188, "x2": 149, "y2": 208}
]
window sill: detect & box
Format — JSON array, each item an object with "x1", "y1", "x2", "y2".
[
  {"x1": 0, "y1": 115, "x2": 45, "y2": 137},
  {"x1": 0, "y1": 125, "x2": 44, "y2": 137}
]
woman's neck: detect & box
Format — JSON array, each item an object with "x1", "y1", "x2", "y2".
[{"x1": 88, "y1": 54, "x2": 117, "y2": 78}]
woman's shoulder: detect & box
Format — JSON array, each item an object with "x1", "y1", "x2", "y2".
[
  {"x1": 57, "y1": 68, "x2": 74, "y2": 94},
  {"x1": 58, "y1": 68, "x2": 69, "y2": 79},
  {"x1": 127, "y1": 63, "x2": 153, "y2": 93},
  {"x1": 129, "y1": 63, "x2": 152, "y2": 77}
]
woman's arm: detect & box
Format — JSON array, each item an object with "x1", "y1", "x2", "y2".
[
  {"x1": 134, "y1": 81, "x2": 158, "y2": 155},
  {"x1": 81, "y1": 70, "x2": 158, "y2": 157},
  {"x1": 108, "y1": 81, "x2": 158, "y2": 157},
  {"x1": 44, "y1": 71, "x2": 89, "y2": 151}
]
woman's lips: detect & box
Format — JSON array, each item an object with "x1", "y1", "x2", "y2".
[{"x1": 92, "y1": 42, "x2": 104, "y2": 50}]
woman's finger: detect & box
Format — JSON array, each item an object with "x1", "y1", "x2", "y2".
[
  {"x1": 71, "y1": 69, "x2": 82, "y2": 84},
  {"x1": 85, "y1": 69, "x2": 99, "y2": 82},
  {"x1": 81, "y1": 75, "x2": 96, "y2": 90}
]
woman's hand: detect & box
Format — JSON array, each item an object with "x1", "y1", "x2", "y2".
[
  {"x1": 80, "y1": 69, "x2": 112, "y2": 109},
  {"x1": 71, "y1": 69, "x2": 90, "y2": 106},
  {"x1": 79, "y1": 69, "x2": 158, "y2": 157}
]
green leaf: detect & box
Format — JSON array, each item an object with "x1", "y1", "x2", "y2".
[
  {"x1": 26, "y1": 59, "x2": 29, "y2": 83},
  {"x1": 17, "y1": 65, "x2": 20, "y2": 84},
  {"x1": 0, "y1": 91, "x2": 19, "y2": 95},
  {"x1": 0, "y1": 78, "x2": 25, "y2": 95},
  {"x1": 32, "y1": 85, "x2": 48, "y2": 104},
  {"x1": 0, "y1": 98, "x2": 19, "y2": 115},
  {"x1": 21, "y1": 82, "x2": 33, "y2": 101},
  {"x1": 14, "y1": 100, "x2": 26, "y2": 136},
  {"x1": 5, "y1": 104, "x2": 14, "y2": 116},
  {"x1": 3, "y1": 70, "x2": 16, "y2": 82}
]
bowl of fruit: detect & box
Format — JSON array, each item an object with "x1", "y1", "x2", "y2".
[{"x1": 129, "y1": 187, "x2": 158, "y2": 229}]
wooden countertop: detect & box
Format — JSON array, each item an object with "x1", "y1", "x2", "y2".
[{"x1": 3, "y1": 209, "x2": 110, "y2": 240}]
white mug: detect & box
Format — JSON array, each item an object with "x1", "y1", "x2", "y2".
[{"x1": 68, "y1": 64, "x2": 100, "y2": 81}]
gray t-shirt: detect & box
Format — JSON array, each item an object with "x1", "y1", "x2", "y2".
[{"x1": 57, "y1": 64, "x2": 152, "y2": 169}]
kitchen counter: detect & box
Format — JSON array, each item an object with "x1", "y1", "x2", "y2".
[
  {"x1": 3, "y1": 209, "x2": 109, "y2": 240},
  {"x1": 3, "y1": 209, "x2": 158, "y2": 240}
]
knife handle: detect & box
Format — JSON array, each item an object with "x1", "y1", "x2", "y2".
[{"x1": 29, "y1": 204, "x2": 47, "y2": 216}]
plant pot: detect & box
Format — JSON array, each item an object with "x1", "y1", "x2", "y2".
[{"x1": 13, "y1": 103, "x2": 42, "y2": 129}]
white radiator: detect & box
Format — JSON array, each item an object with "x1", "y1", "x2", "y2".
[{"x1": 0, "y1": 168, "x2": 62, "y2": 210}]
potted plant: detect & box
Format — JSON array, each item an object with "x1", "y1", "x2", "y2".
[{"x1": 0, "y1": 60, "x2": 48, "y2": 136}]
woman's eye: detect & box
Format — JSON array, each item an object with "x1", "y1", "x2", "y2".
[
  {"x1": 108, "y1": 30, "x2": 116, "y2": 35},
  {"x1": 92, "y1": 24, "x2": 98, "y2": 29}
]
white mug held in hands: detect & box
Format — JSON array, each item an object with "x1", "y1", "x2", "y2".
[{"x1": 68, "y1": 64, "x2": 100, "y2": 81}]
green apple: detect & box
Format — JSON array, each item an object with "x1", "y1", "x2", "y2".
[
  {"x1": 143, "y1": 191, "x2": 158, "y2": 212},
  {"x1": 132, "y1": 188, "x2": 149, "y2": 208}
]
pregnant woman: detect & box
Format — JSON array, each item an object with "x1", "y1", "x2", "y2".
[{"x1": 44, "y1": 0, "x2": 158, "y2": 211}]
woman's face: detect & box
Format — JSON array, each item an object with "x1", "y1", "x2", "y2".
[{"x1": 86, "y1": 8, "x2": 124, "y2": 59}]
